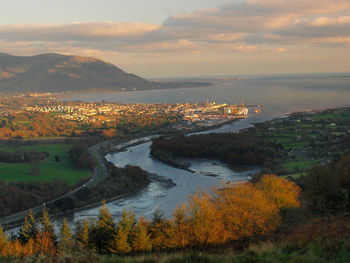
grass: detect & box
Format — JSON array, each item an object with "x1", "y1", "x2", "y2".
[
  {"x1": 281, "y1": 159, "x2": 321, "y2": 173},
  {"x1": 0, "y1": 144, "x2": 90, "y2": 185},
  {"x1": 2, "y1": 240, "x2": 349, "y2": 263},
  {"x1": 282, "y1": 173, "x2": 305, "y2": 179}
]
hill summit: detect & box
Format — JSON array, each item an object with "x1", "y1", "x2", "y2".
[{"x1": 0, "y1": 53, "x2": 152, "y2": 92}]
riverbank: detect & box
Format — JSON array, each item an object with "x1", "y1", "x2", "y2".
[
  {"x1": 3, "y1": 106, "x2": 340, "y2": 230},
  {"x1": 3, "y1": 166, "x2": 176, "y2": 231},
  {"x1": 151, "y1": 106, "x2": 350, "y2": 179}
]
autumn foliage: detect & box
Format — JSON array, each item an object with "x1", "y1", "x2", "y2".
[
  {"x1": 0, "y1": 175, "x2": 300, "y2": 257},
  {"x1": 256, "y1": 174, "x2": 301, "y2": 209}
]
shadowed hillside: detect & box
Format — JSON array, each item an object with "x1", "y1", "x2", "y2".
[{"x1": 0, "y1": 53, "x2": 153, "y2": 92}]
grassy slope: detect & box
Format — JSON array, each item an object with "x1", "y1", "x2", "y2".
[
  {"x1": 281, "y1": 159, "x2": 321, "y2": 173},
  {"x1": 0, "y1": 144, "x2": 90, "y2": 185}
]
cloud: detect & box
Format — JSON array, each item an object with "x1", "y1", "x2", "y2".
[
  {"x1": 276, "y1": 47, "x2": 288, "y2": 53},
  {"x1": 0, "y1": 22, "x2": 159, "y2": 42},
  {"x1": 0, "y1": 0, "x2": 350, "y2": 59}
]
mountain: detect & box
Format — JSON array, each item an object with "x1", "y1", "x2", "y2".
[{"x1": 0, "y1": 53, "x2": 153, "y2": 93}]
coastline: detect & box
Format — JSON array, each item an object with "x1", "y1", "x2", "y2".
[
  {"x1": 4, "y1": 106, "x2": 345, "y2": 231},
  {"x1": 3, "y1": 170, "x2": 176, "y2": 231}
]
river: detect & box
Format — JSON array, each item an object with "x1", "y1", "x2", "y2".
[
  {"x1": 69, "y1": 73, "x2": 350, "y2": 223},
  {"x1": 6, "y1": 74, "x2": 349, "y2": 232},
  {"x1": 74, "y1": 132, "x2": 261, "y2": 222}
]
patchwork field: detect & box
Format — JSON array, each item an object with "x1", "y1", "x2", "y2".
[{"x1": 0, "y1": 144, "x2": 90, "y2": 185}]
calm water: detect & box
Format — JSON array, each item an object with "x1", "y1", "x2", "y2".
[
  {"x1": 71, "y1": 74, "x2": 350, "y2": 222},
  {"x1": 66, "y1": 74, "x2": 350, "y2": 118},
  {"x1": 7, "y1": 74, "x2": 350, "y2": 234}
]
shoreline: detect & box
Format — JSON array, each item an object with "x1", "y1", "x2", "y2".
[
  {"x1": 3, "y1": 106, "x2": 346, "y2": 231},
  {"x1": 3, "y1": 170, "x2": 176, "y2": 231}
]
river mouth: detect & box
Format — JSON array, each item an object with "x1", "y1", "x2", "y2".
[
  {"x1": 98, "y1": 140, "x2": 261, "y2": 219},
  {"x1": 74, "y1": 118, "x2": 264, "y2": 222}
]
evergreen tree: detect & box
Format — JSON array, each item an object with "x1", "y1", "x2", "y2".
[
  {"x1": 19, "y1": 209, "x2": 38, "y2": 243},
  {"x1": 132, "y1": 216, "x2": 152, "y2": 252},
  {"x1": 0, "y1": 224, "x2": 8, "y2": 256},
  {"x1": 40, "y1": 206, "x2": 56, "y2": 242},
  {"x1": 110, "y1": 227, "x2": 131, "y2": 254},
  {"x1": 172, "y1": 204, "x2": 190, "y2": 249},
  {"x1": 59, "y1": 218, "x2": 74, "y2": 253},
  {"x1": 150, "y1": 208, "x2": 170, "y2": 250},
  {"x1": 151, "y1": 208, "x2": 164, "y2": 225},
  {"x1": 118, "y1": 209, "x2": 136, "y2": 243},
  {"x1": 76, "y1": 218, "x2": 90, "y2": 249},
  {"x1": 92, "y1": 201, "x2": 116, "y2": 254},
  {"x1": 109, "y1": 209, "x2": 136, "y2": 254}
]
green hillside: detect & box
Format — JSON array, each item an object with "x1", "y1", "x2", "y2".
[{"x1": 0, "y1": 53, "x2": 153, "y2": 92}]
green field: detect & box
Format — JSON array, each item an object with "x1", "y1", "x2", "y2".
[
  {"x1": 281, "y1": 159, "x2": 321, "y2": 173},
  {"x1": 0, "y1": 144, "x2": 91, "y2": 185}
]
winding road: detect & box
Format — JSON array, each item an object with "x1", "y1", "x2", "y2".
[{"x1": 0, "y1": 142, "x2": 108, "y2": 228}]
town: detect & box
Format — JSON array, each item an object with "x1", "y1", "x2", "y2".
[
  {"x1": 22, "y1": 97, "x2": 255, "y2": 128},
  {"x1": 0, "y1": 94, "x2": 259, "y2": 136}
]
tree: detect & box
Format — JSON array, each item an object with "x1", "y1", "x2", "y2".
[
  {"x1": 19, "y1": 209, "x2": 38, "y2": 243},
  {"x1": 92, "y1": 201, "x2": 116, "y2": 254},
  {"x1": 76, "y1": 218, "x2": 90, "y2": 249},
  {"x1": 117, "y1": 209, "x2": 136, "y2": 243},
  {"x1": 215, "y1": 183, "x2": 280, "y2": 240},
  {"x1": 131, "y1": 216, "x2": 152, "y2": 252},
  {"x1": 36, "y1": 231, "x2": 56, "y2": 256},
  {"x1": 59, "y1": 218, "x2": 74, "y2": 253},
  {"x1": 150, "y1": 209, "x2": 171, "y2": 250},
  {"x1": 171, "y1": 204, "x2": 190, "y2": 249},
  {"x1": 300, "y1": 166, "x2": 348, "y2": 216},
  {"x1": 0, "y1": 224, "x2": 8, "y2": 256},
  {"x1": 40, "y1": 206, "x2": 56, "y2": 243},
  {"x1": 110, "y1": 209, "x2": 136, "y2": 254},
  {"x1": 256, "y1": 174, "x2": 301, "y2": 209},
  {"x1": 110, "y1": 226, "x2": 132, "y2": 254},
  {"x1": 187, "y1": 191, "x2": 228, "y2": 246}
]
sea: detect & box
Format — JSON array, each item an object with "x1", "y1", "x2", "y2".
[
  {"x1": 64, "y1": 73, "x2": 350, "y2": 121},
  {"x1": 69, "y1": 73, "x2": 350, "y2": 222}
]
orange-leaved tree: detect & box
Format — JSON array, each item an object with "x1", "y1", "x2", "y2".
[
  {"x1": 187, "y1": 191, "x2": 229, "y2": 247},
  {"x1": 0, "y1": 224, "x2": 8, "y2": 256},
  {"x1": 171, "y1": 204, "x2": 190, "y2": 249},
  {"x1": 131, "y1": 216, "x2": 152, "y2": 252},
  {"x1": 110, "y1": 209, "x2": 136, "y2": 254},
  {"x1": 215, "y1": 182, "x2": 280, "y2": 240},
  {"x1": 256, "y1": 174, "x2": 301, "y2": 209}
]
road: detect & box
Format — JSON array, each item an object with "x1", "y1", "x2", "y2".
[
  {"x1": 0, "y1": 142, "x2": 108, "y2": 227},
  {"x1": 1, "y1": 135, "x2": 158, "y2": 227}
]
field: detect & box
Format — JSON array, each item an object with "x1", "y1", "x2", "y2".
[
  {"x1": 0, "y1": 144, "x2": 91, "y2": 185},
  {"x1": 255, "y1": 108, "x2": 350, "y2": 175},
  {"x1": 281, "y1": 159, "x2": 321, "y2": 173}
]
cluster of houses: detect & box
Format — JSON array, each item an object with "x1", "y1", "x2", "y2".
[{"x1": 21, "y1": 99, "x2": 252, "y2": 128}]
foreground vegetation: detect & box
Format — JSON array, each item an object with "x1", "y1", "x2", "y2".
[
  {"x1": 1, "y1": 148, "x2": 350, "y2": 261},
  {"x1": 0, "y1": 174, "x2": 300, "y2": 258},
  {"x1": 1, "y1": 107, "x2": 350, "y2": 262}
]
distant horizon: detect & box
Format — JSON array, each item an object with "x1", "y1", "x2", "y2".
[
  {"x1": 1, "y1": 0, "x2": 349, "y2": 78},
  {"x1": 2, "y1": 51, "x2": 350, "y2": 80}
]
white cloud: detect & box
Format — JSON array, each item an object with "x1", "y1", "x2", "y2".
[{"x1": 1, "y1": 0, "x2": 350, "y2": 60}]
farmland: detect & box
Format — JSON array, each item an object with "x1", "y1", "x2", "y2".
[{"x1": 0, "y1": 144, "x2": 90, "y2": 185}]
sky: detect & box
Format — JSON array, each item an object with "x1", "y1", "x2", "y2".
[{"x1": 0, "y1": 0, "x2": 350, "y2": 78}]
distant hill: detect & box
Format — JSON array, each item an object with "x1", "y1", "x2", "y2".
[{"x1": 0, "y1": 53, "x2": 153, "y2": 93}]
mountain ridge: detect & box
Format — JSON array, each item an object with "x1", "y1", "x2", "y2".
[{"x1": 0, "y1": 53, "x2": 153, "y2": 93}]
